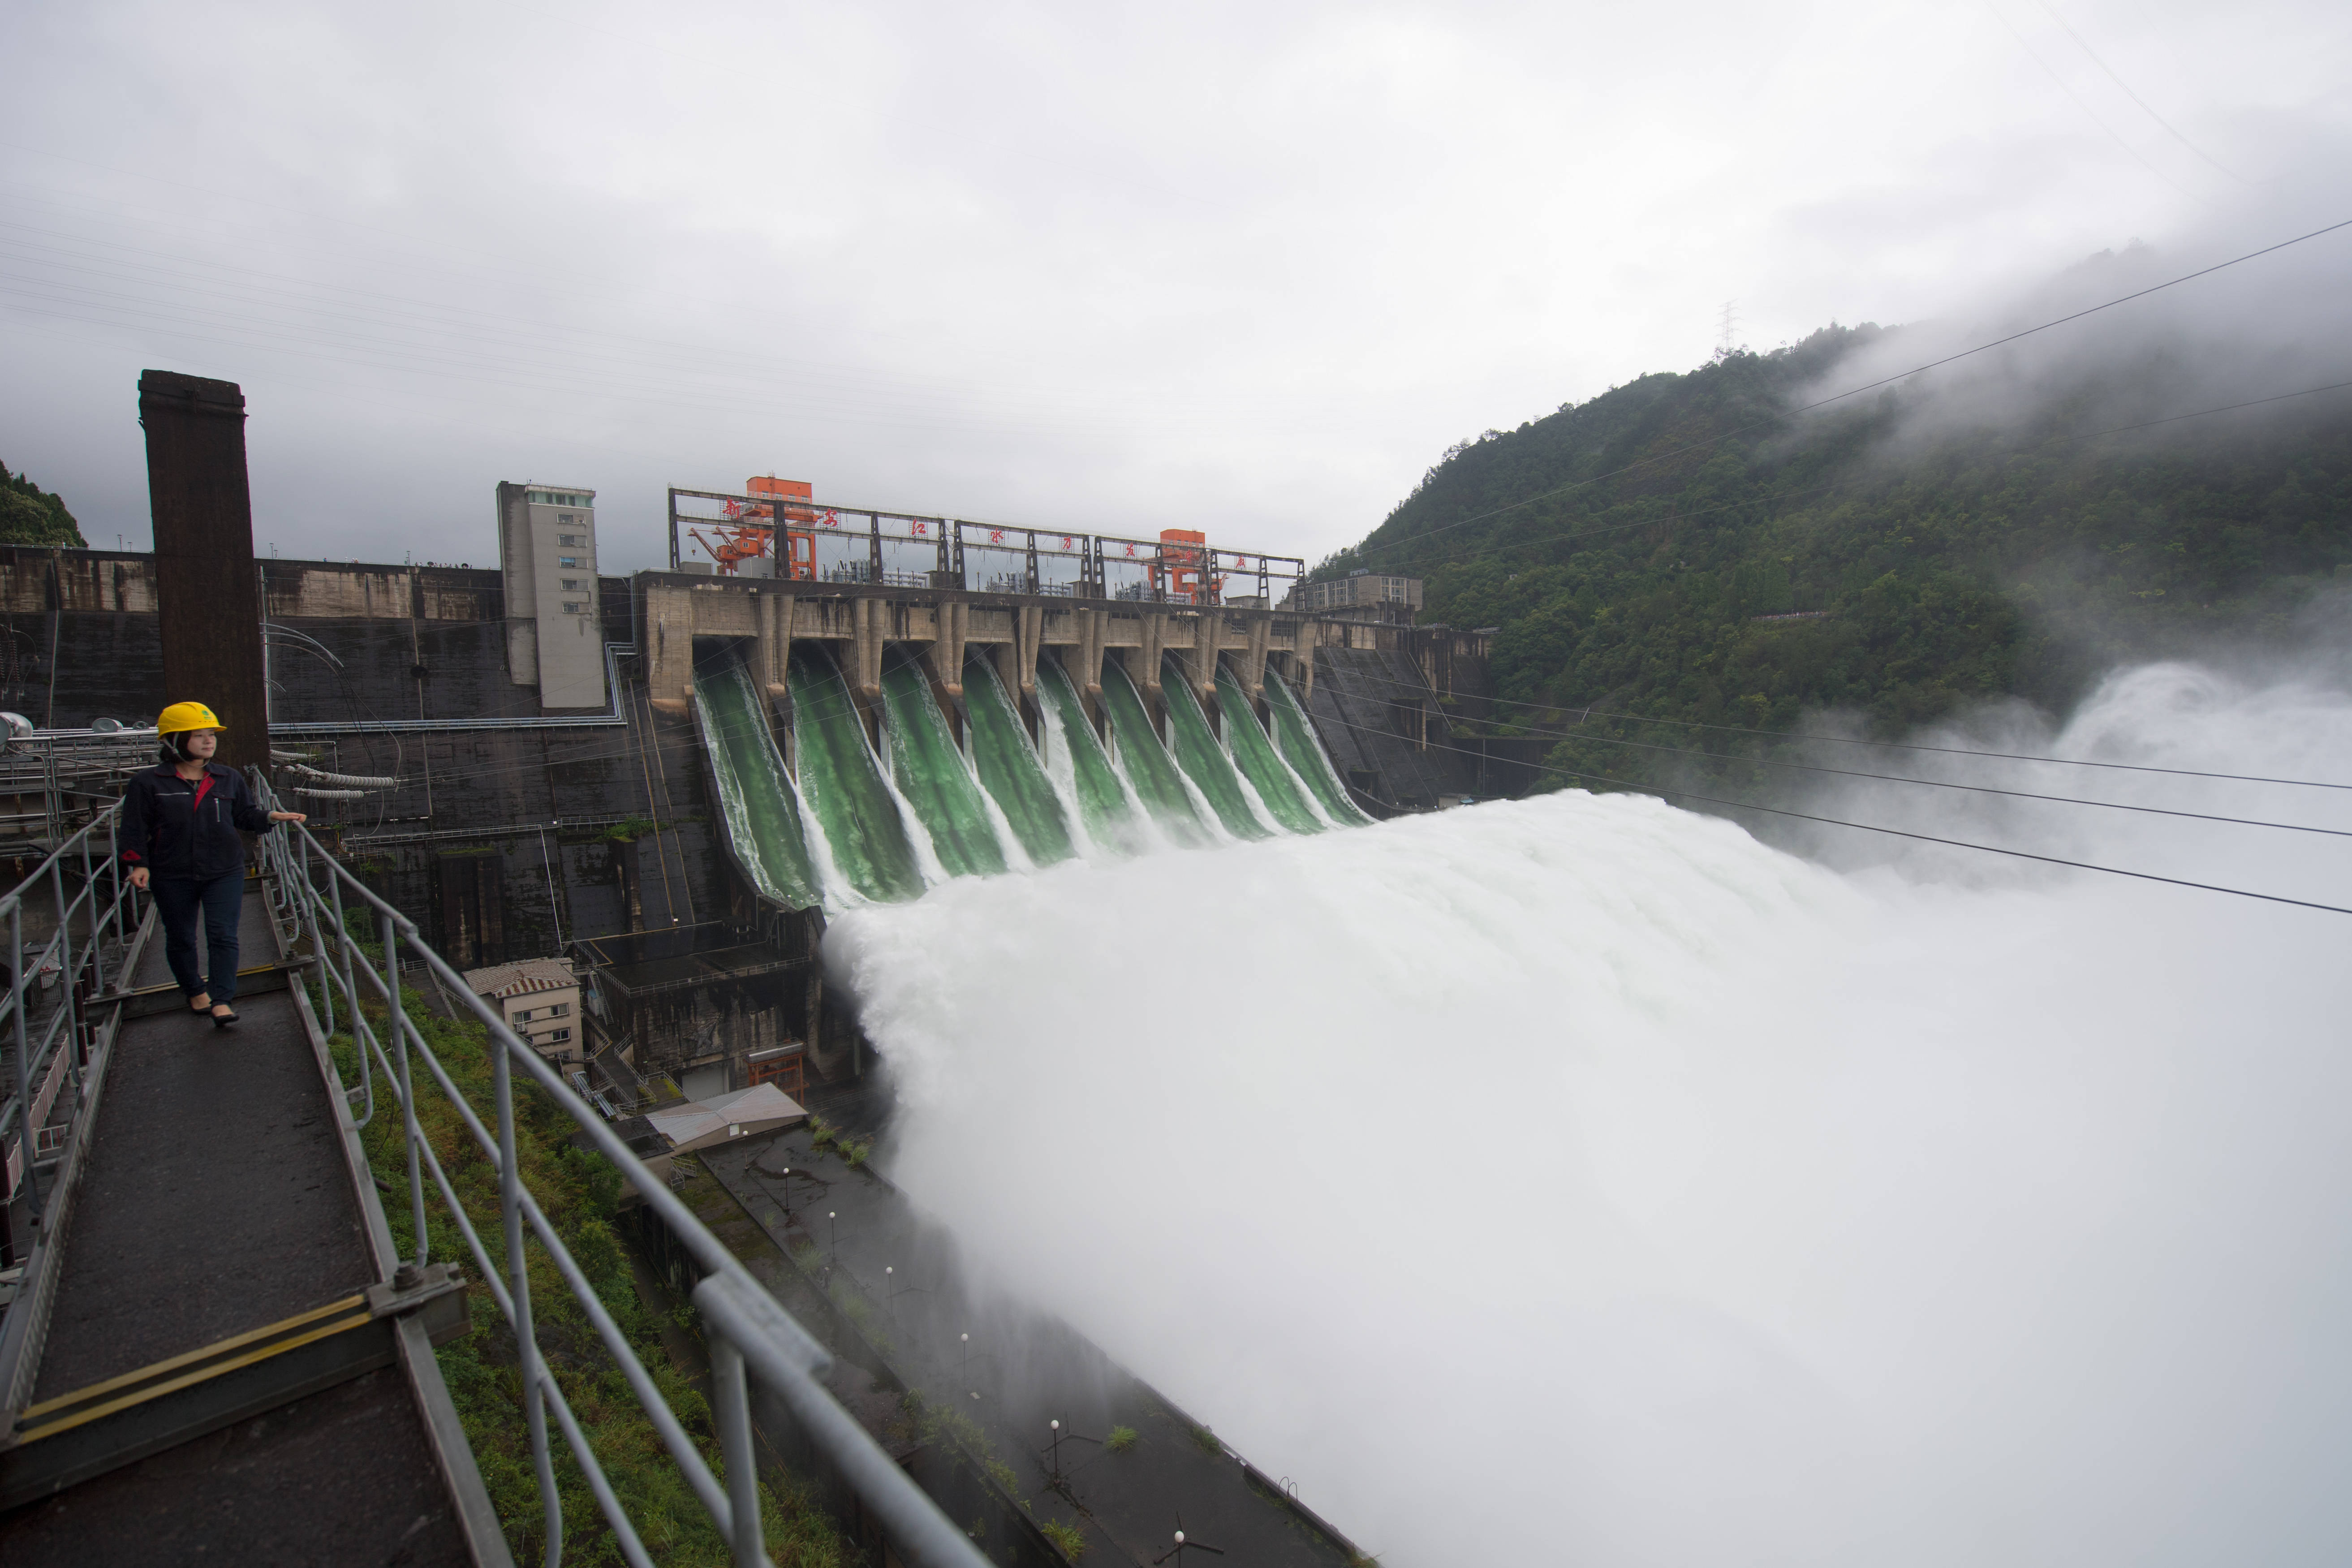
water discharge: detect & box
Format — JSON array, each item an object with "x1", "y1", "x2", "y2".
[
  {"x1": 831, "y1": 659, "x2": 2352, "y2": 1568},
  {"x1": 1213, "y1": 661, "x2": 1325, "y2": 833},
  {"x1": 1035, "y1": 656, "x2": 1149, "y2": 857},
  {"x1": 690, "y1": 657, "x2": 823, "y2": 909},
  {"x1": 879, "y1": 650, "x2": 1008, "y2": 879},
  {"x1": 1098, "y1": 659, "x2": 1212, "y2": 846},
  {"x1": 961, "y1": 651, "x2": 1075, "y2": 867},
  {"x1": 1265, "y1": 666, "x2": 1373, "y2": 824},
  {"x1": 787, "y1": 646, "x2": 925, "y2": 902},
  {"x1": 1157, "y1": 653, "x2": 1275, "y2": 839}
]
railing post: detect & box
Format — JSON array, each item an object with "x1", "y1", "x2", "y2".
[
  {"x1": 10, "y1": 899, "x2": 38, "y2": 1221},
  {"x1": 496, "y1": 1037, "x2": 564, "y2": 1564},
  {"x1": 78, "y1": 820, "x2": 101, "y2": 998},
  {"x1": 108, "y1": 810, "x2": 127, "y2": 950},
  {"x1": 711, "y1": 1333, "x2": 768, "y2": 1566},
  {"x1": 381, "y1": 911, "x2": 427, "y2": 1267},
  {"x1": 301, "y1": 831, "x2": 334, "y2": 1037}
]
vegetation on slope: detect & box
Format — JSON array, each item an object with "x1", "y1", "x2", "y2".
[
  {"x1": 327, "y1": 974, "x2": 854, "y2": 1566},
  {"x1": 1318, "y1": 326, "x2": 2352, "y2": 796},
  {"x1": 0, "y1": 462, "x2": 86, "y2": 548}
]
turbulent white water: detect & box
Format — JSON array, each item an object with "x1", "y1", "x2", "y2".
[{"x1": 827, "y1": 660, "x2": 2352, "y2": 1567}]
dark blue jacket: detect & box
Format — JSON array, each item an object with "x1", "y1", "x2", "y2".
[{"x1": 121, "y1": 763, "x2": 277, "y2": 881}]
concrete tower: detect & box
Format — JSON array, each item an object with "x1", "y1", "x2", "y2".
[{"x1": 495, "y1": 481, "x2": 607, "y2": 710}]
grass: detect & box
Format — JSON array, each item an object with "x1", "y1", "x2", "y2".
[
  {"x1": 1038, "y1": 1518, "x2": 1088, "y2": 1558},
  {"x1": 893, "y1": 1389, "x2": 1022, "y2": 1498},
  {"x1": 1190, "y1": 1424, "x2": 1224, "y2": 1458},
  {"x1": 320, "y1": 976, "x2": 857, "y2": 1567},
  {"x1": 1104, "y1": 1426, "x2": 1138, "y2": 1455},
  {"x1": 807, "y1": 1115, "x2": 874, "y2": 1168}
]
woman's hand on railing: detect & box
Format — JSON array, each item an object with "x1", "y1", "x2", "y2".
[{"x1": 127, "y1": 866, "x2": 149, "y2": 890}]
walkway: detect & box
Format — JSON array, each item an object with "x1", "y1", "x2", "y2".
[{"x1": 0, "y1": 886, "x2": 499, "y2": 1564}]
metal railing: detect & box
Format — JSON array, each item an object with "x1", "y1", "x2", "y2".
[
  {"x1": 668, "y1": 483, "x2": 1308, "y2": 605},
  {"x1": 248, "y1": 772, "x2": 987, "y2": 1568},
  {"x1": 2, "y1": 801, "x2": 137, "y2": 1232}
]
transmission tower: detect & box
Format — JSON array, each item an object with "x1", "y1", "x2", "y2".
[{"x1": 1715, "y1": 299, "x2": 1740, "y2": 359}]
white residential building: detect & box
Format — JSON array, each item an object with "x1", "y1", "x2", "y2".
[{"x1": 462, "y1": 957, "x2": 584, "y2": 1067}]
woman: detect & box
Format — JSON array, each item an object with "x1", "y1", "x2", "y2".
[{"x1": 120, "y1": 701, "x2": 306, "y2": 1026}]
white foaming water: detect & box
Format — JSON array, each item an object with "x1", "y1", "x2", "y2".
[{"x1": 827, "y1": 661, "x2": 2352, "y2": 1567}]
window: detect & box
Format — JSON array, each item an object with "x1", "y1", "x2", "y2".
[
  {"x1": 546, "y1": 1002, "x2": 569, "y2": 1017},
  {"x1": 558, "y1": 533, "x2": 582, "y2": 546},
  {"x1": 513, "y1": 1008, "x2": 532, "y2": 1023},
  {"x1": 550, "y1": 1028, "x2": 571, "y2": 1042},
  {"x1": 562, "y1": 601, "x2": 587, "y2": 614},
  {"x1": 560, "y1": 578, "x2": 580, "y2": 590},
  {"x1": 559, "y1": 556, "x2": 581, "y2": 568}
]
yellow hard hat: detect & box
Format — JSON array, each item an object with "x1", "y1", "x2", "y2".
[{"x1": 157, "y1": 701, "x2": 225, "y2": 735}]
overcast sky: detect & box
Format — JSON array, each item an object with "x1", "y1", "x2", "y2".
[{"x1": 3, "y1": 0, "x2": 2346, "y2": 572}]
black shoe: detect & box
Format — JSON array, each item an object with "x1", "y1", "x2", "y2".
[{"x1": 211, "y1": 1006, "x2": 238, "y2": 1028}]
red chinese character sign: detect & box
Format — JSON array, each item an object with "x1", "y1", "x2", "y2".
[
  {"x1": 911, "y1": 520, "x2": 928, "y2": 537},
  {"x1": 1123, "y1": 543, "x2": 1137, "y2": 557},
  {"x1": 988, "y1": 529, "x2": 1005, "y2": 546},
  {"x1": 820, "y1": 510, "x2": 841, "y2": 529}
]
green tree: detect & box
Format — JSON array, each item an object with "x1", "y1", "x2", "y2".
[{"x1": 0, "y1": 462, "x2": 89, "y2": 547}]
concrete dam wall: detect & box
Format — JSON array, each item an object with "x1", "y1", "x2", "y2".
[{"x1": 1, "y1": 548, "x2": 1493, "y2": 967}]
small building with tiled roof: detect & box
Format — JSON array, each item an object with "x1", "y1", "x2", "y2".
[{"x1": 462, "y1": 957, "x2": 583, "y2": 1068}]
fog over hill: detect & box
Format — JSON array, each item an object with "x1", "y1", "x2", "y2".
[{"x1": 1315, "y1": 216, "x2": 2352, "y2": 816}]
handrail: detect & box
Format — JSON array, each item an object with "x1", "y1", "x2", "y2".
[
  {"x1": 247, "y1": 771, "x2": 986, "y2": 1568},
  {"x1": 2, "y1": 800, "x2": 137, "y2": 1229}
]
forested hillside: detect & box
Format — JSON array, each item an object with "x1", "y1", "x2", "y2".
[
  {"x1": 0, "y1": 462, "x2": 87, "y2": 548},
  {"x1": 1319, "y1": 325, "x2": 2352, "y2": 797}
]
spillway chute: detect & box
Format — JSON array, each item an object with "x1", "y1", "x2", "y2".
[
  {"x1": 1264, "y1": 665, "x2": 1374, "y2": 826},
  {"x1": 1035, "y1": 655, "x2": 1151, "y2": 858},
  {"x1": 1098, "y1": 659, "x2": 1215, "y2": 849},
  {"x1": 878, "y1": 647, "x2": 1009, "y2": 880},
  {"x1": 690, "y1": 655, "x2": 825, "y2": 911},
  {"x1": 788, "y1": 644, "x2": 927, "y2": 903},
  {"x1": 1159, "y1": 652, "x2": 1275, "y2": 841},
  {"x1": 961, "y1": 650, "x2": 1077, "y2": 867},
  {"x1": 1212, "y1": 659, "x2": 1326, "y2": 834}
]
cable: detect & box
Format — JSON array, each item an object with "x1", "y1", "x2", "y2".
[
  {"x1": 1368, "y1": 686, "x2": 2352, "y2": 836},
  {"x1": 1986, "y1": 0, "x2": 2193, "y2": 197},
  {"x1": 1331, "y1": 215, "x2": 2352, "y2": 560},
  {"x1": 1326, "y1": 663, "x2": 2352, "y2": 792},
  {"x1": 2034, "y1": 1, "x2": 2257, "y2": 184},
  {"x1": 1317, "y1": 663, "x2": 2352, "y2": 790},
  {"x1": 1300, "y1": 706, "x2": 2352, "y2": 917}
]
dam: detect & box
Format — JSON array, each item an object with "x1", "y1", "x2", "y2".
[
  {"x1": 0, "y1": 376, "x2": 1534, "y2": 1561},
  {"x1": 664, "y1": 575, "x2": 1376, "y2": 912}
]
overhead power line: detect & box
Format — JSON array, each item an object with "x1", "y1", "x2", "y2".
[
  {"x1": 2034, "y1": 1, "x2": 2257, "y2": 184},
  {"x1": 1334, "y1": 664, "x2": 2352, "y2": 791},
  {"x1": 1303, "y1": 708, "x2": 2352, "y2": 917},
  {"x1": 1340, "y1": 215, "x2": 2352, "y2": 559},
  {"x1": 1327, "y1": 667, "x2": 2352, "y2": 831}
]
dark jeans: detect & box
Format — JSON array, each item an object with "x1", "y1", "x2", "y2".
[{"x1": 152, "y1": 873, "x2": 245, "y2": 1004}]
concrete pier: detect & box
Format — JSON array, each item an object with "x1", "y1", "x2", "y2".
[{"x1": 639, "y1": 575, "x2": 1327, "y2": 745}]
